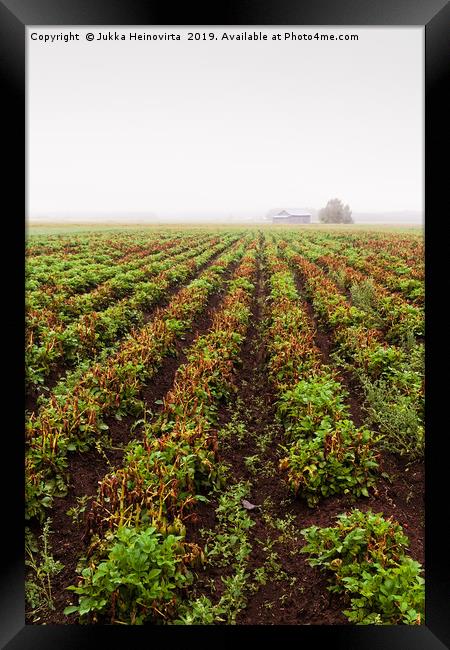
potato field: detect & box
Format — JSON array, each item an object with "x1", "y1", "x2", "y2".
[{"x1": 25, "y1": 225, "x2": 424, "y2": 626}]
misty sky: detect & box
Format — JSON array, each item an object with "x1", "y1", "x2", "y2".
[{"x1": 27, "y1": 27, "x2": 423, "y2": 220}]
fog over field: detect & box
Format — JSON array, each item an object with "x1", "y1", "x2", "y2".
[
  {"x1": 28, "y1": 27, "x2": 423, "y2": 224},
  {"x1": 29, "y1": 210, "x2": 423, "y2": 225}
]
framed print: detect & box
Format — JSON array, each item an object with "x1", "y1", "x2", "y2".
[{"x1": 1, "y1": 0, "x2": 448, "y2": 647}]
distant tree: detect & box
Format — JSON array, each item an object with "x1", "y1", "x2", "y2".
[{"x1": 318, "y1": 198, "x2": 353, "y2": 224}]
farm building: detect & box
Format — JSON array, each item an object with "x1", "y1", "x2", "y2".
[{"x1": 272, "y1": 209, "x2": 311, "y2": 224}]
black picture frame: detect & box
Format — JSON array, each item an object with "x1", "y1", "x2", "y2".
[{"x1": 1, "y1": 0, "x2": 448, "y2": 647}]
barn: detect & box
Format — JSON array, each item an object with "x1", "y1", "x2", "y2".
[{"x1": 272, "y1": 209, "x2": 311, "y2": 224}]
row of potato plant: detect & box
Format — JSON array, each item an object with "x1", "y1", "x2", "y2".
[
  {"x1": 25, "y1": 239, "x2": 248, "y2": 521},
  {"x1": 63, "y1": 244, "x2": 259, "y2": 624},
  {"x1": 319, "y1": 254, "x2": 423, "y2": 342},
  {"x1": 26, "y1": 229, "x2": 172, "y2": 258},
  {"x1": 279, "y1": 237, "x2": 424, "y2": 398},
  {"x1": 301, "y1": 509, "x2": 425, "y2": 625},
  {"x1": 295, "y1": 231, "x2": 423, "y2": 303},
  {"x1": 26, "y1": 234, "x2": 209, "y2": 320},
  {"x1": 285, "y1": 237, "x2": 423, "y2": 343},
  {"x1": 26, "y1": 235, "x2": 202, "y2": 365},
  {"x1": 313, "y1": 229, "x2": 423, "y2": 271},
  {"x1": 350, "y1": 246, "x2": 424, "y2": 283},
  {"x1": 58, "y1": 235, "x2": 216, "y2": 317},
  {"x1": 264, "y1": 244, "x2": 380, "y2": 507},
  {"x1": 345, "y1": 232, "x2": 424, "y2": 277},
  {"x1": 264, "y1": 242, "x2": 425, "y2": 625},
  {"x1": 325, "y1": 239, "x2": 423, "y2": 303},
  {"x1": 26, "y1": 235, "x2": 236, "y2": 390},
  {"x1": 26, "y1": 232, "x2": 136, "y2": 263},
  {"x1": 278, "y1": 241, "x2": 424, "y2": 461},
  {"x1": 26, "y1": 231, "x2": 180, "y2": 296},
  {"x1": 26, "y1": 235, "x2": 212, "y2": 373}
]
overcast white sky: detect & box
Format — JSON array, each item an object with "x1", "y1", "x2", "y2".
[{"x1": 27, "y1": 27, "x2": 423, "y2": 221}]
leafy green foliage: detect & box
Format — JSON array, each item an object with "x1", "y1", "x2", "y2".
[
  {"x1": 280, "y1": 420, "x2": 379, "y2": 506},
  {"x1": 205, "y1": 482, "x2": 254, "y2": 567},
  {"x1": 301, "y1": 509, "x2": 424, "y2": 624},
  {"x1": 277, "y1": 374, "x2": 347, "y2": 439},
  {"x1": 276, "y1": 374, "x2": 379, "y2": 506},
  {"x1": 173, "y1": 594, "x2": 226, "y2": 624},
  {"x1": 25, "y1": 520, "x2": 63, "y2": 622},
  {"x1": 360, "y1": 374, "x2": 424, "y2": 459},
  {"x1": 64, "y1": 526, "x2": 193, "y2": 624}
]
